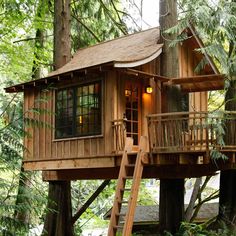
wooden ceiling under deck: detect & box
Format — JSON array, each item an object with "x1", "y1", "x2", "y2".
[
  {"x1": 21, "y1": 148, "x2": 236, "y2": 181},
  {"x1": 41, "y1": 151, "x2": 236, "y2": 181}
]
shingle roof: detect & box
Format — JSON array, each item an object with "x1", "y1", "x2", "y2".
[
  {"x1": 48, "y1": 27, "x2": 162, "y2": 77},
  {"x1": 104, "y1": 203, "x2": 218, "y2": 224}
]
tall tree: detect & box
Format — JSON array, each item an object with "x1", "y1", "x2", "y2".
[
  {"x1": 159, "y1": 0, "x2": 185, "y2": 233},
  {"x1": 42, "y1": 1, "x2": 73, "y2": 235},
  {"x1": 14, "y1": 0, "x2": 48, "y2": 230},
  {"x1": 177, "y1": 0, "x2": 236, "y2": 228}
]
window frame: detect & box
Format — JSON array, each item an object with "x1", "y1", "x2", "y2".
[{"x1": 54, "y1": 79, "x2": 103, "y2": 140}]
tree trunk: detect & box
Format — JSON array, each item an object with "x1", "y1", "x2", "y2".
[
  {"x1": 14, "y1": 1, "x2": 46, "y2": 229},
  {"x1": 159, "y1": 179, "x2": 185, "y2": 233},
  {"x1": 42, "y1": 1, "x2": 73, "y2": 235},
  {"x1": 14, "y1": 167, "x2": 31, "y2": 229},
  {"x1": 217, "y1": 79, "x2": 236, "y2": 229},
  {"x1": 43, "y1": 182, "x2": 73, "y2": 236},
  {"x1": 159, "y1": 0, "x2": 185, "y2": 233},
  {"x1": 159, "y1": 0, "x2": 181, "y2": 112},
  {"x1": 185, "y1": 178, "x2": 202, "y2": 222},
  {"x1": 53, "y1": 0, "x2": 71, "y2": 69}
]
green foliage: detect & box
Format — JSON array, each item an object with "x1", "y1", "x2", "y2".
[
  {"x1": 71, "y1": 179, "x2": 157, "y2": 233},
  {"x1": 70, "y1": 0, "x2": 128, "y2": 50},
  {"x1": 0, "y1": 93, "x2": 48, "y2": 235},
  {"x1": 163, "y1": 222, "x2": 236, "y2": 236},
  {"x1": 177, "y1": 0, "x2": 236, "y2": 79},
  {"x1": 0, "y1": 0, "x2": 53, "y2": 85},
  {"x1": 176, "y1": 222, "x2": 217, "y2": 236}
]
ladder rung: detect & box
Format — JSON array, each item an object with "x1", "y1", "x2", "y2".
[
  {"x1": 125, "y1": 164, "x2": 135, "y2": 167},
  {"x1": 116, "y1": 213, "x2": 126, "y2": 217},
  {"x1": 120, "y1": 188, "x2": 131, "y2": 192},
  {"x1": 114, "y1": 225, "x2": 123, "y2": 229},
  {"x1": 119, "y1": 200, "x2": 129, "y2": 204},
  {"x1": 124, "y1": 176, "x2": 133, "y2": 179}
]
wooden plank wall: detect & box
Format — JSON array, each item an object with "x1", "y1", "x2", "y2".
[
  {"x1": 141, "y1": 59, "x2": 160, "y2": 137},
  {"x1": 24, "y1": 72, "x2": 118, "y2": 161},
  {"x1": 179, "y1": 40, "x2": 208, "y2": 112}
]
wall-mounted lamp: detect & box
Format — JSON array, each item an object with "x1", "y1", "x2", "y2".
[
  {"x1": 125, "y1": 89, "x2": 132, "y2": 96},
  {"x1": 145, "y1": 85, "x2": 153, "y2": 94}
]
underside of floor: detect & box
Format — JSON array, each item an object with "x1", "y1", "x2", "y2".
[{"x1": 42, "y1": 151, "x2": 236, "y2": 181}]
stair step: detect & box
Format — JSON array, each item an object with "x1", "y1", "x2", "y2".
[{"x1": 108, "y1": 136, "x2": 147, "y2": 236}]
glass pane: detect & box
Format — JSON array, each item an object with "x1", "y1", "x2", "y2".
[
  {"x1": 89, "y1": 84, "x2": 94, "y2": 94},
  {"x1": 124, "y1": 81, "x2": 140, "y2": 145},
  {"x1": 56, "y1": 82, "x2": 102, "y2": 138},
  {"x1": 77, "y1": 87, "x2": 82, "y2": 97},
  {"x1": 83, "y1": 85, "x2": 88, "y2": 94},
  {"x1": 55, "y1": 88, "x2": 74, "y2": 138},
  {"x1": 75, "y1": 81, "x2": 101, "y2": 136}
]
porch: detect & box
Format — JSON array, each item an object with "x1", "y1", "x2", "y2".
[{"x1": 112, "y1": 111, "x2": 236, "y2": 159}]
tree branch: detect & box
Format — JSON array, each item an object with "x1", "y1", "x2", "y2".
[
  {"x1": 71, "y1": 13, "x2": 101, "y2": 43},
  {"x1": 98, "y1": 0, "x2": 128, "y2": 35}
]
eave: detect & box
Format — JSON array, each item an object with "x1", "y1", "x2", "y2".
[
  {"x1": 166, "y1": 74, "x2": 225, "y2": 92},
  {"x1": 4, "y1": 62, "x2": 114, "y2": 93}
]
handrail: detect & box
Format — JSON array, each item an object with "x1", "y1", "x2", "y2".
[
  {"x1": 112, "y1": 119, "x2": 127, "y2": 153},
  {"x1": 147, "y1": 111, "x2": 236, "y2": 153},
  {"x1": 147, "y1": 111, "x2": 236, "y2": 118}
]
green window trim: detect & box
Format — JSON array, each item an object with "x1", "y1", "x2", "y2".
[{"x1": 55, "y1": 81, "x2": 102, "y2": 139}]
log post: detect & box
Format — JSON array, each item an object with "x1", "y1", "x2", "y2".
[{"x1": 158, "y1": 0, "x2": 185, "y2": 233}]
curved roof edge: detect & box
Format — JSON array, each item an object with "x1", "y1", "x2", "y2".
[{"x1": 114, "y1": 48, "x2": 162, "y2": 68}]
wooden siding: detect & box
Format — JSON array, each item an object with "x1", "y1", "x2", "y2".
[
  {"x1": 24, "y1": 73, "x2": 118, "y2": 163},
  {"x1": 23, "y1": 43, "x2": 211, "y2": 171},
  {"x1": 179, "y1": 39, "x2": 208, "y2": 112}
]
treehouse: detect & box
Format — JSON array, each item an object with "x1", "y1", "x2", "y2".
[
  {"x1": 5, "y1": 27, "x2": 236, "y2": 180},
  {"x1": 6, "y1": 27, "x2": 236, "y2": 235}
]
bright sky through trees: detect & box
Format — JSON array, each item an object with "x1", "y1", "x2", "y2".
[{"x1": 123, "y1": 0, "x2": 159, "y2": 29}]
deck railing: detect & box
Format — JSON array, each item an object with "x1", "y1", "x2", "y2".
[
  {"x1": 147, "y1": 111, "x2": 236, "y2": 153},
  {"x1": 112, "y1": 119, "x2": 127, "y2": 153}
]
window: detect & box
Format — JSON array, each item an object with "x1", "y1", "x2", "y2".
[
  {"x1": 55, "y1": 81, "x2": 101, "y2": 138},
  {"x1": 125, "y1": 80, "x2": 140, "y2": 145}
]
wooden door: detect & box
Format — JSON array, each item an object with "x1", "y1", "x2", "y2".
[{"x1": 124, "y1": 80, "x2": 141, "y2": 145}]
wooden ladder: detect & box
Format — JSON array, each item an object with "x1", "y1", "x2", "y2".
[{"x1": 108, "y1": 136, "x2": 148, "y2": 236}]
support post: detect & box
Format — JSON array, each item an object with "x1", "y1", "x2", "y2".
[{"x1": 159, "y1": 179, "x2": 185, "y2": 233}]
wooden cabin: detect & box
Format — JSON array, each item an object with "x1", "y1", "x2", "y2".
[
  {"x1": 6, "y1": 26, "x2": 236, "y2": 235},
  {"x1": 5, "y1": 27, "x2": 235, "y2": 181}
]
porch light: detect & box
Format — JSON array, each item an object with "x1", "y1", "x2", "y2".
[
  {"x1": 145, "y1": 85, "x2": 153, "y2": 94},
  {"x1": 125, "y1": 89, "x2": 132, "y2": 96},
  {"x1": 79, "y1": 115, "x2": 83, "y2": 124}
]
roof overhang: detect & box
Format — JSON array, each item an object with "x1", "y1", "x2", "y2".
[
  {"x1": 114, "y1": 48, "x2": 162, "y2": 68},
  {"x1": 4, "y1": 63, "x2": 114, "y2": 93},
  {"x1": 166, "y1": 74, "x2": 225, "y2": 92},
  {"x1": 5, "y1": 70, "x2": 225, "y2": 93}
]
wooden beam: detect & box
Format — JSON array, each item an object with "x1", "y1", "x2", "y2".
[
  {"x1": 181, "y1": 82, "x2": 224, "y2": 93},
  {"x1": 42, "y1": 160, "x2": 236, "y2": 181},
  {"x1": 120, "y1": 68, "x2": 169, "y2": 82},
  {"x1": 167, "y1": 74, "x2": 224, "y2": 85},
  {"x1": 72, "y1": 180, "x2": 111, "y2": 224},
  {"x1": 24, "y1": 156, "x2": 117, "y2": 171}
]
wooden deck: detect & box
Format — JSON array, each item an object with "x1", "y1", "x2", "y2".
[
  {"x1": 147, "y1": 111, "x2": 236, "y2": 154},
  {"x1": 24, "y1": 111, "x2": 236, "y2": 180}
]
